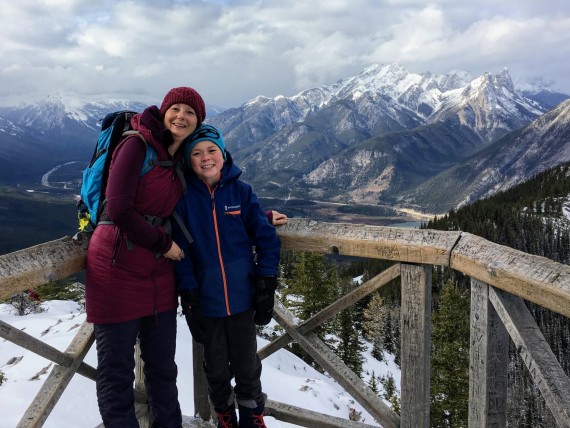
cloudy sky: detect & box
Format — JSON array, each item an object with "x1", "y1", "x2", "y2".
[{"x1": 2, "y1": 0, "x2": 570, "y2": 108}]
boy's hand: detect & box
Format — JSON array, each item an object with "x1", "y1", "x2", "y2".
[
  {"x1": 179, "y1": 290, "x2": 207, "y2": 344},
  {"x1": 271, "y1": 211, "x2": 288, "y2": 226},
  {"x1": 253, "y1": 276, "x2": 278, "y2": 325}
]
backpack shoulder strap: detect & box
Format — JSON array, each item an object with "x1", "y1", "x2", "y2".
[
  {"x1": 172, "y1": 210, "x2": 194, "y2": 245},
  {"x1": 121, "y1": 130, "x2": 160, "y2": 177},
  {"x1": 121, "y1": 130, "x2": 187, "y2": 192},
  {"x1": 123, "y1": 129, "x2": 147, "y2": 144}
]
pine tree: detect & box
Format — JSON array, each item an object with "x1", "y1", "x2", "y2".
[
  {"x1": 334, "y1": 275, "x2": 366, "y2": 376},
  {"x1": 368, "y1": 370, "x2": 379, "y2": 394},
  {"x1": 363, "y1": 292, "x2": 384, "y2": 360},
  {"x1": 283, "y1": 251, "x2": 336, "y2": 321},
  {"x1": 380, "y1": 372, "x2": 401, "y2": 415},
  {"x1": 430, "y1": 280, "x2": 470, "y2": 428},
  {"x1": 363, "y1": 292, "x2": 401, "y2": 365},
  {"x1": 281, "y1": 251, "x2": 338, "y2": 366}
]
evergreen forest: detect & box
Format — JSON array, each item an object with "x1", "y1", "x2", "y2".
[
  {"x1": 275, "y1": 161, "x2": 570, "y2": 427},
  {"x1": 424, "y1": 161, "x2": 570, "y2": 427}
]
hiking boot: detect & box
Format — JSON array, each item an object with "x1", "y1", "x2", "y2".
[
  {"x1": 238, "y1": 403, "x2": 267, "y2": 428},
  {"x1": 216, "y1": 406, "x2": 238, "y2": 428}
]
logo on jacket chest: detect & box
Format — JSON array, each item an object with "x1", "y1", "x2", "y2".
[{"x1": 224, "y1": 204, "x2": 241, "y2": 216}]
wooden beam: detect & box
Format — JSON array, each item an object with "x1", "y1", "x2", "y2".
[
  {"x1": 264, "y1": 399, "x2": 380, "y2": 427},
  {"x1": 277, "y1": 218, "x2": 460, "y2": 266},
  {"x1": 399, "y1": 263, "x2": 431, "y2": 428},
  {"x1": 273, "y1": 300, "x2": 400, "y2": 428},
  {"x1": 468, "y1": 279, "x2": 508, "y2": 427},
  {"x1": 489, "y1": 287, "x2": 570, "y2": 426},
  {"x1": 258, "y1": 263, "x2": 401, "y2": 360},
  {"x1": 0, "y1": 236, "x2": 87, "y2": 299},
  {"x1": 17, "y1": 321, "x2": 94, "y2": 428},
  {"x1": 3, "y1": 225, "x2": 569, "y2": 320},
  {"x1": 451, "y1": 232, "x2": 570, "y2": 318},
  {"x1": 0, "y1": 319, "x2": 97, "y2": 381},
  {"x1": 0, "y1": 319, "x2": 147, "y2": 406}
]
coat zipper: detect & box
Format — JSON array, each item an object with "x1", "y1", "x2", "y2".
[{"x1": 210, "y1": 186, "x2": 231, "y2": 316}]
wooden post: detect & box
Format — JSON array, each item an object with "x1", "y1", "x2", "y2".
[
  {"x1": 400, "y1": 263, "x2": 431, "y2": 428},
  {"x1": 134, "y1": 339, "x2": 151, "y2": 427},
  {"x1": 468, "y1": 279, "x2": 509, "y2": 427},
  {"x1": 2, "y1": 224, "x2": 570, "y2": 428},
  {"x1": 192, "y1": 340, "x2": 212, "y2": 421},
  {"x1": 0, "y1": 236, "x2": 87, "y2": 300}
]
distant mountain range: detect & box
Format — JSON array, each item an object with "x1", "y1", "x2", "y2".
[
  {"x1": 401, "y1": 100, "x2": 570, "y2": 212},
  {"x1": 0, "y1": 64, "x2": 568, "y2": 214},
  {"x1": 0, "y1": 96, "x2": 149, "y2": 184}
]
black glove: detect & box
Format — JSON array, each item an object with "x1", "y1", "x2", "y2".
[
  {"x1": 179, "y1": 289, "x2": 208, "y2": 344},
  {"x1": 253, "y1": 276, "x2": 279, "y2": 326}
]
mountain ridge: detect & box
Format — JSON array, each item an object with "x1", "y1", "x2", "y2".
[
  {"x1": 205, "y1": 64, "x2": 567, "y2": 211},
  {"x1": 0, "y1": 63, "x2": 568, "y2": 214},
  {"x1": 402, "y1": 99, "x2": 570, "y2": 212}
]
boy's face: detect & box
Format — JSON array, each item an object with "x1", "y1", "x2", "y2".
[
  {"x1": 163, "y1": 103, "x2": 198, "y2": 144},
  {"x1": 189, "y1": 141, "x2": 225, "y2": 186}
]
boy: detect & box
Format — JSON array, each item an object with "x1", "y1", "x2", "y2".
[{"x1": 173, "y1": 124, "x2": 281, "y2": 428}]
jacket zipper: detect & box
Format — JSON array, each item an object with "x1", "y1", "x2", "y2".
[{"x1": 210, "y1": 185, "x2": 231, "y2": 316}]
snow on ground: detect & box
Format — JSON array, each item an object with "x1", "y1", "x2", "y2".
[{"x1": 0, "y1": 301, "x2": 399, "y2": 428}]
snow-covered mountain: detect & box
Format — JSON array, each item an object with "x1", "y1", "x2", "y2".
[
  {"x1": 3, "y1": 94, "x2": 147, "y2": 132},
  {"x1": 427, "y1": 68, "x2": 545, "y2": 142},
  {"x1": 0, "y1": 94, "x2": 149, "y2": 185},
  {"x1": 206, "y1": 64, "x2": 567, "y2": 211},
  {"x1": 211, "y1": 64, "x2": 546, "y2": 150},
  {"x1": 0, "y1": 93, "x2": 220, "y2": 186},
  {"x1": 401, "y1": 99, "x2": 570, "y2": 211},
  {"x1": 0, "y1": 64, "x2": 568, "y2": 214}
]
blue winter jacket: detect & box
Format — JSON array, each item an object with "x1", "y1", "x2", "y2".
[{"x1": 173, "y1": 153, "x2": 281, "y2": 317}]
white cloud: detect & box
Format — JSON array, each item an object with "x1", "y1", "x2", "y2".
[{"x1": 1, "y1": 0, "x2": 570, "y2": 107}]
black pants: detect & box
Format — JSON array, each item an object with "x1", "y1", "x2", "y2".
[
  {"x1": 200, "y1": 310, "x2": 264, "y2": 412},
  {"x1": 94, "y1": 310, "x2": 182, "y2": 428}
]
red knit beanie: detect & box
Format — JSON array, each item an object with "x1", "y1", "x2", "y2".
[{"x1": 160, "y1": 87, "x2": 206, "y2": 126}]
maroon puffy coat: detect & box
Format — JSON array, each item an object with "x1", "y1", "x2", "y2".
[{"x1": 86, "y1": 106, "x2": 185, "y2": 324}]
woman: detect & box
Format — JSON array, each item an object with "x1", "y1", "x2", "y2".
[{"x1": 86, "y1": 87, "x2": 205, "y2": 427}]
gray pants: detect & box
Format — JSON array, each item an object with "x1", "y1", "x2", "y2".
[{"x1": 200, "y1": 309, "x2": 264, "y2": 412}]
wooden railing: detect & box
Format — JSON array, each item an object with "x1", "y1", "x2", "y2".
[{"x1": 1, "y1": 218, "x2": 569, "y2": 427}]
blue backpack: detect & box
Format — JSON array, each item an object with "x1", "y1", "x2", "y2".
[{"x1": 77, "y1": 110, "x2": 159, "y2": 233}]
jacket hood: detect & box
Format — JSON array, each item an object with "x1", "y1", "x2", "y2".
[
  {"x1": 130, "y1": 105, "x2": 173, "y2": 160},
  {"x1": 221, "y1": 151, "x2": 241, "y2": 183}
]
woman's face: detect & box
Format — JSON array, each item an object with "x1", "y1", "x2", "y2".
[{"x1": 163, "y1": 103, "x2": 198, "y2": 143}]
